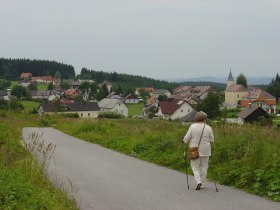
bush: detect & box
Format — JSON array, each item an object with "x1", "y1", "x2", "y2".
[
  {"x1": 60, "y1": 113, "x2": 79, "y2": 118},
  {"x1": 99, "y1": 111, "x2": 124, "y2": 119}
]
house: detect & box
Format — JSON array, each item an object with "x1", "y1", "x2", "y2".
[
  {"x1": 124, "y1": 94, "x2": 139, "y2": 104},
  {"x1": 98, "y1": 81, "x2": 112, "y2": 92},
  {"x1": 135, "y1": 87, "x2": 155, "y2": 96},
  {"x1": 32, "y1": 76, "x2": 61, "y2": 86},
  {"x1": 172, "y1": 86, "x2": 192, "y2": 95},
  {"x1": 152, "y1": 89, "x2": 172, "y2": 99},
  {"x1": 19, "y1": 72, "x2": 32, "y2": 81},
  {"x1": 30, "y1": 90, "x2": 57, "y2": 100},
  {"x1": 172, "y1": 86, "x2": 211, "y2": 101},
  {"x1": 65, "y1": 89, "x2": 80, "y2": 99},
  {"x1": 157, "y1": 99, "x2": 193, "y2": 120},
  {"x1": 237, "y1": 105, "x2": 268, "y2": 124},
  {"x1": 146, "y1": 96, "x2": 158, "y2": 106},
  {"x1": 38, "y1": 102, "x2": 100, "y2": 118},
  {"x1": 98, "y1": 98, "x2": 128, "y2": 117},
  {"x1": 106, "y1": 93, "x2": 124, "y2": 102},
  {"x1": 240, "y1": 88, "x2": 276, "y2": 114},
  {"x1": 63, "y1": 80, "x2": 81, "y2": 89},
  {"x1": 224, "y1": 71, "x2": 248, "y2": 108},
  {"x1": 180, "y1": 109, "x2": 198, "y2": 123},
  {"x1": 190, "y1": 86, "x2": 212, "y2": 100}
]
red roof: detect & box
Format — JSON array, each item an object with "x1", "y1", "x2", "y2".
[
  {"x1": 20, "y1": 72, "x2": 32, "y2": 78},
  {"x1": 159, "y1": 100, "x2": 185, "y2": 115}
]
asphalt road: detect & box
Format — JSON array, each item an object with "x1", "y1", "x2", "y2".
[{"x1": 22, "y1": 127, "x2": 280, "y2": 210}]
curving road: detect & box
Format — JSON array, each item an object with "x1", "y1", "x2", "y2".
[{"x1": 22, "y1": 127, "x2": 279, "y2": 210}]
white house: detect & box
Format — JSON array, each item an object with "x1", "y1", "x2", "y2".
[
  {"x1": 157, "y1": 99, "x2": 193, "y2": 120},
  {"x1": 98, "y1": 98, "x2": 128, "y2": 117}
]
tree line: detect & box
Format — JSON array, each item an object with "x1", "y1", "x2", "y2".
[{"x1": 0, "y1": 58, "x2": 75, "y2": 80}]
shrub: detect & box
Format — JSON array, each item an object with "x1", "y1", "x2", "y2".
[
  {"x1": 99, "y1": 111, "x2": 124, "y2": 119},
  {"x1": 60, "y1": 113, "x2": 79, "y2": 118}
]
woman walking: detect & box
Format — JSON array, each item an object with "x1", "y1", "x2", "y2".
[{"x1": 182, "y1": 111, "x2": 214, "y2": 190}]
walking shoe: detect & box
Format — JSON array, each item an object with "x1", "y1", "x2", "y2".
[{"x1": 196, "y1": 183, "x2": 202, "y2": 190}]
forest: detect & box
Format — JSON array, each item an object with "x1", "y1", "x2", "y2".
[{"x1": 0, "y1": 58, "x2": 75, "y2": 80}]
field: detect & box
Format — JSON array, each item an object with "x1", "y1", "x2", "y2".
[
  {"x1": 9, "y1": 81, "x2": 48, "y2": 91},
  {"x1": 1, "y1": 112, "x2": 280, "y2": 209},
  {"x1": 126, "y1": 103, "x2": 144, "y2": 116},
  {"x1": 21, "y1": 100, "x2": 41, "y2": 112}
]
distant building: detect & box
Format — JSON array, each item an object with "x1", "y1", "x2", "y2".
[
  {"x1": 237, "y1": 105, "x2": 268, "y2": 124},
  {"x1": 19, "y1": 72, "x2": 32, "y2": 81},
  {"x1": 152, "y1": 89, "x2": 172, "y2": 99},
  {"x1": 224, "y1": 70, "x2": 248, "y2": 108},
  {"x1": 38, "y1": 102, "x2": 100, "y2": 118},
  {"x1": 98, "y1": 98, "x2": 128, "y2": 117},
  {"x1": 124, "y1": 94, "x2": 139, "y2": 104},
  {"x1": 157, "y1": 99, "x2": 193, "y2": 120},
  {"x1": 240, "y1": 88, "x2": 276, "y2": 114}
]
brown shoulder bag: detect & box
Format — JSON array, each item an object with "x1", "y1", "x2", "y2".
[{"x1": 188, "y1": 124, "x2": 205, "y2": 160}]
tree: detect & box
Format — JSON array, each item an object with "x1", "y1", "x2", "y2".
[
  {"x1": 197, "y1": 92, "x2": 223, "y2": 119},
  {"x1": 236, "y1": 73, "x2": 248, "y2": 88},
  {"x1": 0, "y1": 79, "x2": 11, "y2": 91},
  {"x1": 11, "y1": 85, "x2": 27, "y2": 99},
  {"x1": 28, "y1": 82, "x2": 38, "y2": 91},
  {"x1": 54, "y1": 71, "x2": 61, "y2": 80},
  {"x1": 48, "y1": 82, "x2": 54, "y2": 90},
  {"x1": 60, "y1": 82, "x2": 70, "y2": 90},
  {"x1": 267, "y1": 73, "x2": 280, "y2": 100},
  {"x1": 158, "y1": 95, "x2": 168, "y2": 102}
]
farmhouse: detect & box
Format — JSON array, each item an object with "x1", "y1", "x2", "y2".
[
  {"x1": 157, "y1": 99, "x2": 193, "y2": 120},
  {"x1": 98, "y1": 98, "x2": 128, "y2": 117},
  {"x1": 38, "y1": 102, "x2": 100, "y2": 118}
]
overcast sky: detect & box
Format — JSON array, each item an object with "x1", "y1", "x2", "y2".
[{"x1": 0, "y1": 0, "x2": 279, "y2": 80}]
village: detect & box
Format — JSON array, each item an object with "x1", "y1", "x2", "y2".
[{"x1": 1, "y1": 70, "x2": 278, "y2": 125}]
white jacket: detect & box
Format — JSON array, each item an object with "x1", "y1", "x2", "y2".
[{"x1": 183, "y1": 123, "x2": 214, "y2": 157}]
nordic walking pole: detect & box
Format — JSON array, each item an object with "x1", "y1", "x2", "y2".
[
  {"x1": 182, "y1": 141, "x2": 190, "y2": 190},
  {"x1": 209, "y1": 159, "x2": 218, "y2": 192}
]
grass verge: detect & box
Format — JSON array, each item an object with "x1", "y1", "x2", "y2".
[{"x1": 0, "y1": 113, "x2": 78, "y2": 209}]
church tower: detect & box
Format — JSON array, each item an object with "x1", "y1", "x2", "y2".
[{"x1": 227, "y1": 69, "x2": 234, "y2": 87}]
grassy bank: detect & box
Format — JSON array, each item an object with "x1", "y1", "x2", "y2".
[
  {"x1": 0, "y1": 113, "x2": 78, "y2": 209},
  {"x1": 54, "y1": 118, "x2": 280, "y2": 201}
]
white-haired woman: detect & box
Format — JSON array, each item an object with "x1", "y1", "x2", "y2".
[{"x1": 183, "y1": 111, "x2": 214, "y2": 190}]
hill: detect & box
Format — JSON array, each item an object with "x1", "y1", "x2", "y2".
[{"x1": 77, "y1": 68, "x2": 226, "y2": 92}]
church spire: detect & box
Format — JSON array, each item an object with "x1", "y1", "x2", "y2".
[{"x1": 227, "y1": 68, "x2": 234, "y2": 87}]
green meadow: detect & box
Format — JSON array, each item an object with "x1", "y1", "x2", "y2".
[
  {"x1": 55, "y1": 117, "x2": 280, "y2": 201},
  {"x1": 126, "y1": 103, "x2": 144, "y2": 116}
]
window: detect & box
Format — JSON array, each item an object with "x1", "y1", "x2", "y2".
[
  {"x1": 81, "y1": 113, "x2": 83, "y2": 117},
  {"x1": 88, "y1": 113, "x2": 90, "y2": 117}
]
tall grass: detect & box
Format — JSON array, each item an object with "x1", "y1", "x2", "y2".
[
  {"x1": 56, "y1": 118, "x2": 280, "y2": 201},
  {"x1": 0, "y1": 114, "x2": 78, "y2": 209}
]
